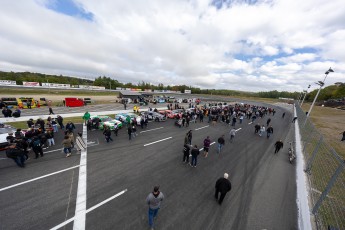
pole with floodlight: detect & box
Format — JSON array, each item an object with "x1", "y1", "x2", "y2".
[
  {"x1": 303, "y1": 68, "x2": 334, "y2": 126},
  {"x1": 300, "y1": 84, "x2": 311, "y2": 107}
]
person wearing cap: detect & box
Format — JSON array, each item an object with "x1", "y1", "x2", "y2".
[
  {"x1": 215, "y1": 173, "x2": 232, "y2": 205},
  {"x1": 146, "y1": 186, "x2": 164, "y2": 229}
]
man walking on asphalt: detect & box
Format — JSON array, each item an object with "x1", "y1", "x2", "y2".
[
  {"x1": 274, "y1": 140, "x2": 284, "y2": 154},
  {"x1": 146, "y1": 186, "x2": 164, "y2": 230},
  {"x1": 215, "y1": 173, "x2": 232, "y2": 205},
  {"x1": 266, "y1": 126, "x2": 273, "y2": 139}
]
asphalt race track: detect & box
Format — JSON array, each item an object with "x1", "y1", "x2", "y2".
[{"x1": 0, "y1": 103, "x2": 297, "y2": 230}]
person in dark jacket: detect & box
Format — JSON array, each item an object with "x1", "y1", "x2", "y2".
[
  {"x1": 31, "y1": 136, "x2": 43, "y2": 159},
  {"x1": 190, "y1": 145, "x2": 199, "y2": 167},
  {"x1": 6, "y1": 144, "x2": 26, "y2": 168},
  {"x1": 203, "y1": 136, "x2": 211, "y2": 157},
  {"x1": 57, "y1": 115, "x2": 64, "y2": 129},
  {"x1": 266, "y1": 126, "x2": 273, "y2": 139},
  {"x1": 127, "y1": 126, "x2": 132, "y2": 140},
  {"x1": 66, "y1": 121, "x2": 76, "y2": 133},
  {"x1": 254, "y1": 124, "x2": 260, "y2": 133},
  {"x1": 183, "y1": 144, "x2": 191, "y2": 163},
  {"x1": 103, "y1": 127, "x2": 113, "y2": 143},
  {"x1": 215, "y1": 173, "x2": 232, "y2": 205},
  {"x1": 217, "y1": 135, "x2": 225, "y2": 154},
  {"x1": 27, "y1": 118, "x2": 34, "y2": 128},
  {"x1": 274, "y1": 140, "x2": 284, "y2": 154}
]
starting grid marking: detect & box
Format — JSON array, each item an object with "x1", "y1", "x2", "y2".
[
  {"x1": 0, "y1": 165, "x2": 80, "y2": 192},
  {"x1": 144, "y1": 137, "x2": 172, "y2": 146},
  {"x1": 140, "y1": 127, "x2": 164, "y2": 133},
  {"x1": 195, "y1": 125, "x2": 209, "y2": 130},
  {"x1": 198, "y1": 141, "x2": 216, "y2": 151},
  {"x1": 50, "y1": 189, "x2": 128, "y2": 230}
]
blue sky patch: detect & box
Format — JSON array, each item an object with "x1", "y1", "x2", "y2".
[
  {"x1": 211, "y1": 0, "x2": 259, "y2": 9},
  {"x1": 46, "y1": 0, "x2": 93, "y2": 21}
]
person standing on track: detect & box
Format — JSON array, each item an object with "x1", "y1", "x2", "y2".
[
  {"x1": 62, "y1": 135, "x2": 72, "y2": 157},
  {"x1": 254, "y1": 123, "x2": 260, "y2": 134},
  {"x1": 274, "y1": 140, "x2": 284, "y2": 154},
  {"x1": 146, "y1": 186, "x2": 164, "y2": 230},
  {"x1": 190, "y1": 145, "x2": 200, "y2": 167},
  {"x1": 259, "y1": 125, "x2": 265, "y2": 137},
  {"x1": 82, "y1": 111, "x2": 90, "y2": 125},
  {"x1": 127, "y1": 126, "x2": 132, "y2": 140},
  {"x1": 229, "y1": 128, "x2": 236, "y2": 142},
  {"x1": 183, "y1": 143, "x2": 191, "y2": 163},
  {"x1": 31, "y1": 136, "x2": 44, "y2": 159},
  {"x1": 282, "y1": 112, "x2": 285, "y2": 118},
  {"x1": 203, "y1": 136, "x2": 211, "y2": 157},
  {"x1": 103, "y1": 126, "x2": 113, "y2": 143},
  {"x1": 217, "y1": 135, "x2": 225, "y2": 154},
  {"x1": 215, "y1": 173, "x2": 232, "y2": 205}
]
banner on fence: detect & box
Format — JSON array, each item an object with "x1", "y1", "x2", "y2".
[
  {"x1": 91, "y1": 86, "x2": 105, "y2": 90},
  {"x1": 184, "y1": 90, "x2": 191, "y2": 94},
  {"x1": 0, "y1": 80, "x2": 17, "y2": 85},
  {"x1": 23, "y1": 82, "x2": 40, "y2": 87},
  {"x1": 42, "y1": 83, "x2": 70, "y2": 88}
]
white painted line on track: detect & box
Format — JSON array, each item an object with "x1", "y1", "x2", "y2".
[
  {"x1": 144, "y1": 137, "x2": 172, "y2": 146},
  {"x1": 195, "y1": 125, "x2": 209, "y2": 131},
  {"x1": 50, "y1": 189, "x2": 127, "y2": 230},
  {"x1": 73, "y1": 124, "x2": 88, "y2": 230},
  {"x1": 235, "y1": 128, "x2": 242, "y2": 132},
  {"x1": 140, "y1": 127, "x2": 164, "y2": 133},
  {"x1": 0, "y1": 158, "x2": 7, "y2": 160},
  {"x1": 86, "y1": 189, "x2": 127, "y2": 213},
  {"x1": 248, "y1": 122, "x2": 253, "y2": 125},
  {"x1": 199, "y1": 141, "x2": 216, "y2": 151},
  {"x1": 0, "y1": 165, "x2": 80, "y2": 192}
]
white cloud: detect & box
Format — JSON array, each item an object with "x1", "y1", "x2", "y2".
[{"x1": 0, "y1": 0, "x2": 344, "y2": 92}]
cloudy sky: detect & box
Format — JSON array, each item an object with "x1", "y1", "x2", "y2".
[{"x1": 0, "y1": 0, "x2": 344, "y2": 92}]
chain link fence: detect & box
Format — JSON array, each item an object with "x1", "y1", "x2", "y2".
[{"x1": 295, "y1": 104, "x2": 345, "y2": 230}]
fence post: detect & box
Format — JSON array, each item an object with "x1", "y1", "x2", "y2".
[
  {"x1": 312, "y1": 160, "x2": 345, "y2": 214},
  {"x1": 304, "y1": 136, "x2": 323, "y2": 174}
]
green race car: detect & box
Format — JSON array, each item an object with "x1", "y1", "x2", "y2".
[{"x1": 90, "y1": 115, "x2": 123, "y2": 130}]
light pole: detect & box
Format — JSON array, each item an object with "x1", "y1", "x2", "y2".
[
  {"x1": 304, "y1": 67, "x2": 334, "y2": 126},
  {"x1": 300, "y1": 84, "x2": 311, "y2": 107}
]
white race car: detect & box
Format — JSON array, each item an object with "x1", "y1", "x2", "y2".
[{"x1": 0, "y1": 124, "x2": 16, "y2": 151}]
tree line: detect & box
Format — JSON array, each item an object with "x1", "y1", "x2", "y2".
[{"x1": 1, "y1": 71, "x2": 343, "y2": 102}]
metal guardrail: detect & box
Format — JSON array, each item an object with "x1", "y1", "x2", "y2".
[{"x1": 295, "y1": 103, "x2": 345, "y2": 230}]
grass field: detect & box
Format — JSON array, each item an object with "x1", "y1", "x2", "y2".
[{"x1": 301, "y1": 103, "x2": 345, "y2": 158}]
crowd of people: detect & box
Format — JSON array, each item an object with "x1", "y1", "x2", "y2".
[{"x1": 5, "y1": 115, "x2": 79, "y2": 167}]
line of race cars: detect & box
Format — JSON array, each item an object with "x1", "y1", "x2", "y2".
[
  {"x1": 1, "y1": 106, "x2": 201, "y2": 150},
  {"x1": 89, "y1": 110, "x2": 168, "y2": 131}
]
